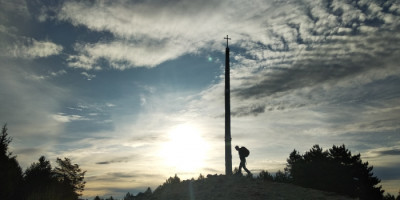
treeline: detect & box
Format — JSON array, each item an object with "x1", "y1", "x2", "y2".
[
  {"x1": 0, "y1": 124, "x2": 86, "y2": 200},
  {"x1": 93, "y1": 187, "x2": 152, "y2": 200},
  {"x1": 259, "y1": 144, "x2": 399, "y2": 200},
  {"x1": 119, "y1": 144, "x2": 399, "y2": 200}
]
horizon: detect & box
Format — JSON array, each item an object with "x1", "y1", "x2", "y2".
[{"x1": 1, "y1": 0, "x2": 399, "y2": 199}]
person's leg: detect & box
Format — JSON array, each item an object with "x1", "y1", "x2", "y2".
[
  {"x1": 238, "y1": 160, "x2": 243, "y2": 173},
  {"x1": 242, "y1": 158, "x2": 251, "y2": 175},
  {"x1": 243, "y1": 164, "x2": 251, "y2": 175}
]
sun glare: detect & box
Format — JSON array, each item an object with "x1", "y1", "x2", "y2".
[{"x1": 161, "y1": 124, "x2": 208, "y2": 172}]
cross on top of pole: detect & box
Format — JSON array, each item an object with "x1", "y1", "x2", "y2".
[{"x1": 224, "y1": 35, "x2": 231, "y2": 47}]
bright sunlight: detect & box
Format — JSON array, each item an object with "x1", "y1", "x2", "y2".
[{"x1": 160, "y1": 124, "x2": 208, "y2": 172}]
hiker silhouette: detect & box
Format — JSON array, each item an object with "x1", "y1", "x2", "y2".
[{"x1": 235, "y1": 145, "x2": 251, "y2": 175}]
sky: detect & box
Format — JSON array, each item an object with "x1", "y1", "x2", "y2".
[{"x1": 0, "y1": 0, "x2": 399, "y2": 198}]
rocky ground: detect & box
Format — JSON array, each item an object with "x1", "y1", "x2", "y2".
[{"x1": 150, "y1": 174, "x2": 354, "y2": 200}]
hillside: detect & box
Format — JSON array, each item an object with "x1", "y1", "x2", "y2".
[{"x1": 147, "y1": 174, "x2": 354, "y2": 200}]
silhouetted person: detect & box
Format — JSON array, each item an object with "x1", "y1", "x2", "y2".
[{"x1": 235, "y1": 145, "x2": 251, "y2": 175}]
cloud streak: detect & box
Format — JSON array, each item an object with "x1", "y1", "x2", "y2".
[
  {"x1": 55, "y1": 0, "x2": 274, "y2": 69},
  {"x1": 9, "y1": 39, "x2": 63, "y2": 59}
]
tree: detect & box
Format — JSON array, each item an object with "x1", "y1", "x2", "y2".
[
  {"x1": 154, "y1": 174, "x2": 181, "y2": 195},
  {"x1": 232, "y1": 167, "x2": 239, "y2": 175},
  {"x1": 383, "y1": 193, "x2": 396, "y2": 200},
  {"x1": 285, "y1": 144, "x2": 384, "y2": 199},
  {"x1": 94, "y1": 195, "x2": 102, "y2": 200},
  {"x1": 198, "y1": 173, "x2": 205, "y2": 181},
  {"x1": 0, "y1": 124, "x2": 23, "y2": 200},
  {"x1": 397, "y1": 189, "x2": 400, "y2": 200},
  {"x1": 257, "y1": 170, "x2": 273, "y2": 181},
  {"x1": 54, "y1": 157, "x2": 86, "y2": 198},
  {"x1": 23, "y1": 156, "x2": 65, "y2": 200},
  {"x1": 165, "y1": 174, "x2": 180, "y2": 185},
  {"x1": 123, "y1": 192, "x2": 135, "y2": 200},
  {"x1": 285, "y1": 149, "x2": 303, "y2": 183},
  {"x1": 135, "y1": 187, "x2": 152, "y2": 200},
  {"x1": 0, "y1": 124, "x2": 12, "y2": 156},
  {"x1": 144, "y1": 187, "x2": 152, "y2": 195},
  {"x1": 274, "y1": 170, "x2": 290, "y2": 183},
  {"x1": 0, "y1": 124, "x2": 87, "y2": 200},
  {"x1": 23, "y1": 156, "x2": 86, "y2": 200}
]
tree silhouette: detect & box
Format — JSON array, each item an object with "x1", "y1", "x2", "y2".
[
  {"x1": 383, "y1": 192, "x2": 400, "y2": 200},
  {"x1": 285, "y1": 144, "x2": 384, "y2": 199},
  {"x1": 135, "y1": 187, "x2": 152, "y2": 200},
  {"x1": 257, "y1": 170, "x2": 273, "y2": 181},
  {"x1": 23, "y1": 156, "x2": 64, "y2": 200},
  {"x1": 54, "y1": 157, "x2": 86, "y2": 198},
  {"x1": 274, "y1": 170, "x2": 290, "y2": 183},
  {"x1": 123, "y1": 192, "x2": 134, "y2": 200},
  {"x1": 0, "y1": 124, "x2": 86, "y2": 200},
  {"x1": 23, "y1": 156, "x2": 86, "y2": 200},
  {"x1": 165, "y1": 174, "x2": 181, "y2": 185},
  {"x1": 0, "y1": 124, "x2": 23, "y2": 200},
  {"x1": 94, "y1": 195, "x2": 102, "y2": 200},
  {"x1": 198, "y1": 173, "x2": 205, "y2": 181}
]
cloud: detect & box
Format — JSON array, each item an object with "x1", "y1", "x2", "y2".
[
  {"x1": 54, "y1": 0, "x2": 400, "y2": 124},
  {"x1": 377, "y1": 149, "x2": 400, "y2": 156},
  {"x1": 3, "y1": 38, "x2": 63, "y2": 59},
  {"x1": 0, "y1": 65, "x2": 68, "y2": 136},
  {"x1": 95, "y1": 157, "x2": 131, "y2": 165},
  {"x1": 55, "y1": 0, "x2": 274, "y2": 69},
  {"x1": 95, "y1": 161, "x2": 111, "y2": 165},
  {"x1": 81, "y1": 72, "x2": 96, "y2": 80},
  {"x1": 86, "y1": 172, "x2": 142, "y2": 182},
  {"x1": 67, "y1": 40, "x2": 202, "y2": 69},
  {"x1": 231, "y1": 104, "x2": 266, "y2": 117},
  {"x1": 52, "y1": 113, "x2": 88, "y2": 123},
  {"x1": 217, "y1": 0, "x2": 400, "y2": 120},
  {"x1": 0, "y1": 1, "x2": 63, "y2": 60},
  {"x1": 24, "y1": 69, "x2": 67, "y2": 81},
  {"x1": 0, "y1": 0, "x2": 29, "y2": 20},
  {"x1": 50, "y1": 70, "x2": 67, "y2": 77},
  {"x1": 106, "y1": 103, "x2": 116, "y2": 107},
  {"x1": 368, "y1": 147, "x2": 400, "y2": 157},
  {"x1": 0, "y1": 62, "x2": 72, "y2": 168},
  {"x1": 14, "y1": 147, "x2": 43, "y2": 156},
  {"x1": 374, "y1": 165, "x2": 400, "y2": 180}
]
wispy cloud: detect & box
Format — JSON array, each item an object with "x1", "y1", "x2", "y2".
[
  {"x1": 52, "y1": 113, "x2": 88, "y2": 123},
  {"x1": 81, "y1": 71, "x2": 96, "y2": 80},
  {"x1": 12, "y1": 39, "x2": 63, "y2": 58},
  {"x1": 53, "y1": 0, "x2": 400, "y2": 117},
  {"x1": 55, "y1": 0, "x2": 273, "y2": 69},
  {"x1": 366, "y1": 147, "x2": 400, "y2": 158},
  {"x1": 1, "y1": 36, "x2": 63, "y2": 59},
  {"x1": 0, "y1": 1, "x2": 63, "y2": 60},
  {"x1": 95, "y1": 157, "x2": 131, "y2": 165}
]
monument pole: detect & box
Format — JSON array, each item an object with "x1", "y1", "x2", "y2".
[{"x1": 224, "y1": 35, "x2": 232, "y2": 175}]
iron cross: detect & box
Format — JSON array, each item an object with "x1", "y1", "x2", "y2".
[{"x1": 224, "y1": 35, "x2": 231, "y2": 47}]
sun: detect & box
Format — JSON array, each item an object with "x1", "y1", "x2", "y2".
[{"x1": 160, "y1": 124, "x2": 208, "y2": 172}]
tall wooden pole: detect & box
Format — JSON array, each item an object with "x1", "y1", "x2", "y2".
[{"x1": 224, "y1": 35, "x2": 232, "y2": 175}]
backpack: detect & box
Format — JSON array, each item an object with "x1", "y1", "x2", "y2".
[{"x1": 240, "y1": 147, "x2": 250, "y2": 157}]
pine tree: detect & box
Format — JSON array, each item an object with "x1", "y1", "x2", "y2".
[
  {"x1": 54, "y1": 157, "x2": 86, "y2": 198},
  {"x1": 257, "y1": 170, "x2": 273, "y2": 181},
  {"x1": 285, "y1": 144, "x2": 384, "y2": 199},
  {"x1": 94, "y1": 195, "x2": 101, "y2": 200},
  {"x1": 0, "y1": 124, "x2": 23, "y2": 200},
  {"x1": 23, "y1": 156, "x2": 63, "y2": 200},
  {"x1": 123, "y1": 192, "x2": 134, "y2": 200}
]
